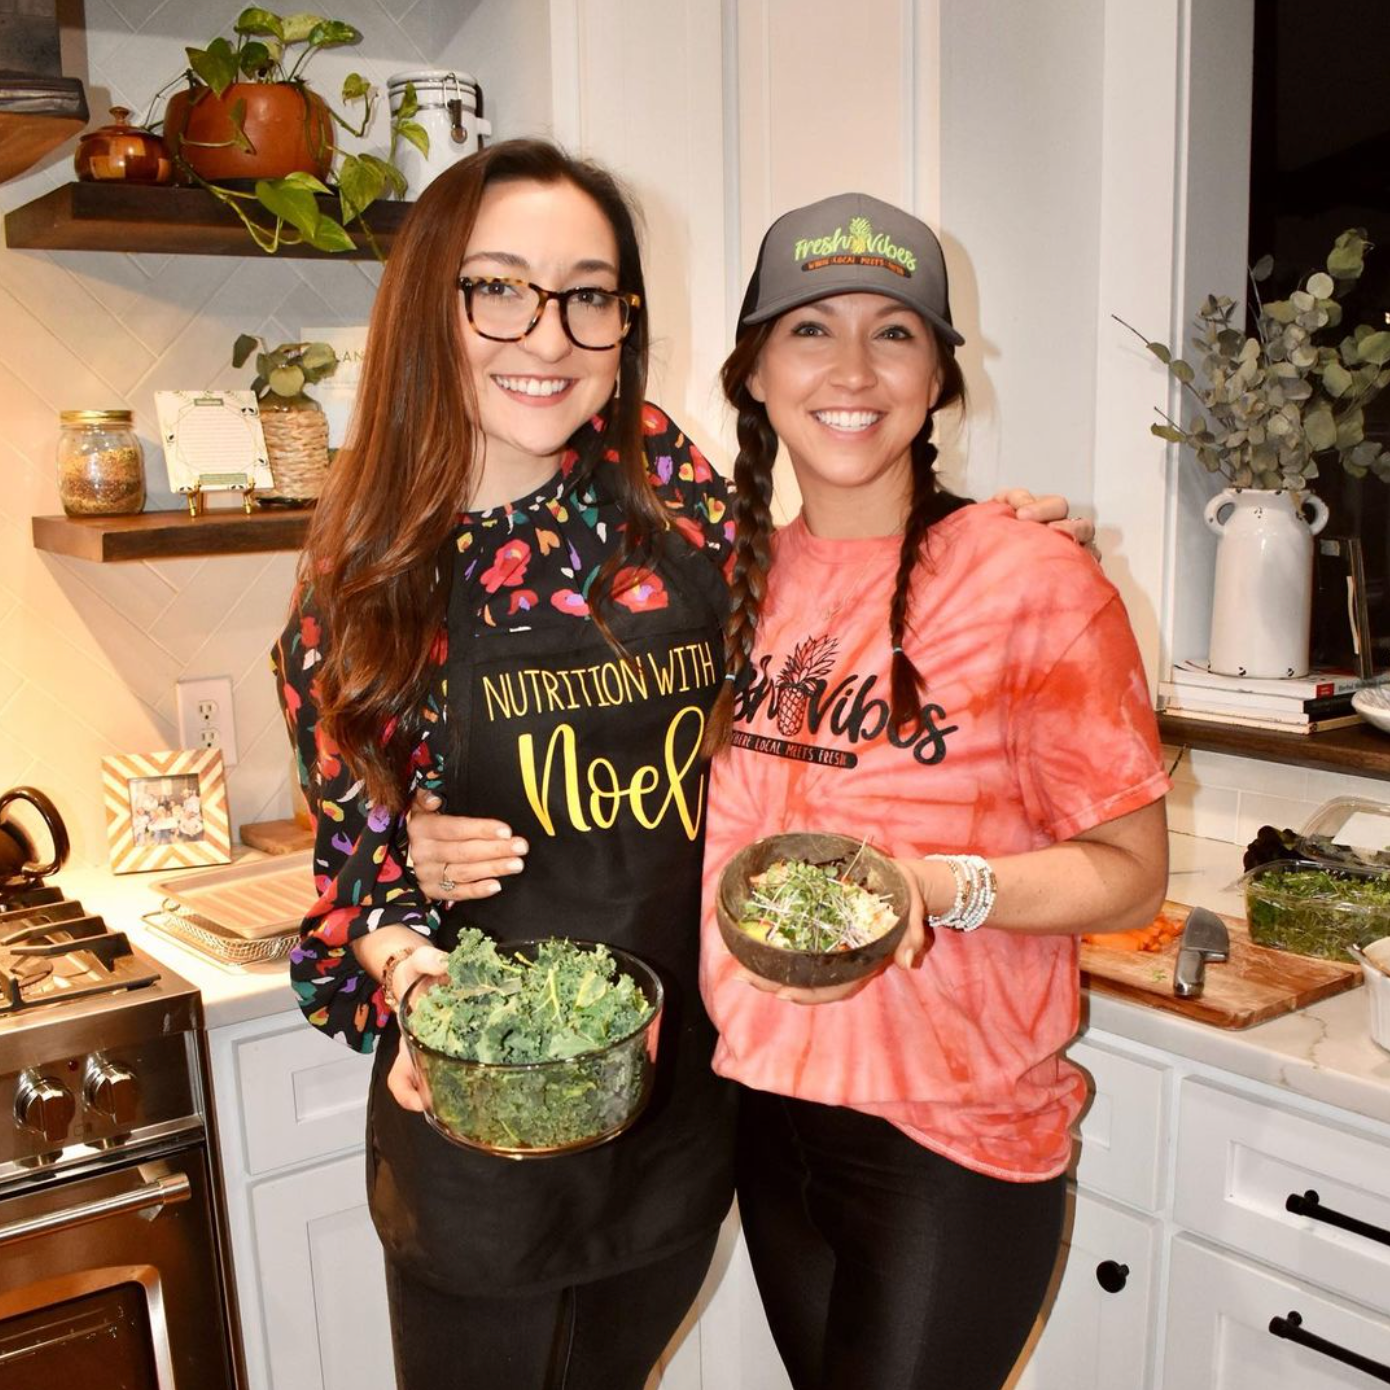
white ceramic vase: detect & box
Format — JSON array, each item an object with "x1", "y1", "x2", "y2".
[{"x1": 1203, "y1": 487, "x2": 1329, "y2": 678}]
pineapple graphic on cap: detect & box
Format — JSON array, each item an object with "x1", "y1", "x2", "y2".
[{"x1": 849, "y1": 216, "x2": 872, "y2": 254}]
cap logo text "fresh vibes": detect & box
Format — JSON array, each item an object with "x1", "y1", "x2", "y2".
[{"x1": 792, "y1": 216, "x2": 917, "y2": 278}]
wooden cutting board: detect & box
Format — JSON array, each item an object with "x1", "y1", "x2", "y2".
[
  {"x1": 1080, "y1": 900, "x2": 1362, "y2": 1029},
  {"x1": 240, "y1": 817, "x2": 315, "y2": 855}
]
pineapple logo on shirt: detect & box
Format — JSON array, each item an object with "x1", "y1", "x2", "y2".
[
  {"x1": 732, "y1": 632, "x2": 959, "y2": 767},
  {"x1": 775, "y1": 636, "x2": 837, "y2": 736}
]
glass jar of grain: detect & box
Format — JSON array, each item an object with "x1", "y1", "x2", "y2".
[{"x1": 57, "y1": 410, "x2": 146, "y2": 516}]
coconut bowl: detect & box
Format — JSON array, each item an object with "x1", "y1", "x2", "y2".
[{"x1": 716, "y1": 832, "x2": 915, "y2": 988}]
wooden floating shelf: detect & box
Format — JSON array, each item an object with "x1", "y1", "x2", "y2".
[
  {"x1": 1157, "y1": 712, "x2": 1390, "y2": 780},
  {"x1": 32, "y1": 508, "x2": 310, "y2": 562},
  {"x1": 4, "y1": 181, "x2": 411, "y2": 258}
]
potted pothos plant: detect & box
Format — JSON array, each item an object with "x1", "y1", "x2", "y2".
[
  {"x1": 153, "y1": 8, "x2": 428, "y2": 254},
  {"x1": 233, "y1": 333, "x2": 340, "y2": 499}
]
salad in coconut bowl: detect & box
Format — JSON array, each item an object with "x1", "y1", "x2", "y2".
[{"x1": 716, "y1": 832, "x2": 915, "y2": 989}]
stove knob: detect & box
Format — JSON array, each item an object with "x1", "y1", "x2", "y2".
[
  {"x1": 15, "y1": 1071, "x2": 76, "y2": 1144},
  {"x1": 84, "y1": 1056, "x2": 138, "y2": 1126}
]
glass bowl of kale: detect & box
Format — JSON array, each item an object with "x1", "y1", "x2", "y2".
[
  {"x1": 716, "y1": 831, "x2": 914, "y2": 988},
  {"x1": 398, "y1": 929, "x2": 663, "y2": 1158}
]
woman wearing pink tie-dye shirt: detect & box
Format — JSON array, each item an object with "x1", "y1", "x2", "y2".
[{"x1": 698, "y1": 192, "x2": 1170, "y2": 1390}]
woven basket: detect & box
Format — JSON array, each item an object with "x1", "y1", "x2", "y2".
[{"x1": 261, "y1": 400, "x2": 330, "y2": 499}]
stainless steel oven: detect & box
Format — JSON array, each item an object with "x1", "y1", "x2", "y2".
[{"x1": 0, "y1": 885, "x2": 240, "y2": 1390}]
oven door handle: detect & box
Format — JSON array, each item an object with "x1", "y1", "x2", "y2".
[{"x1": 0, "y1": 1173, "x2": 190, "y2": 1248}]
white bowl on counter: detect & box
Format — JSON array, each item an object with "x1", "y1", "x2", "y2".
[
  {"x1": 1361, "y1": 937, "x2": 1390, "y2": 1053},
  {"x1": 1352, "y1": 684, "x2": 1390, "y2": 733}
]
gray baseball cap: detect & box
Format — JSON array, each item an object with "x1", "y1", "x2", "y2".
[{"x1": 738, "y1": 191, "x2": 964, "y2": 346}]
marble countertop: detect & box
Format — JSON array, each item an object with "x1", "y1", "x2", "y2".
[
  {"x1": 53, "y1": 833, "x2": 1390, "y2": 1128},
  {"x1": 1084, "y1": 834, "x2": 1390, "y2": 1129}
]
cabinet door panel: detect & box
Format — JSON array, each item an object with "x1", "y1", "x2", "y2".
[
  {"x1": 1010, "y1": 1188, "x2": 1158, "y2": 1390},
  {"x1": 249, "y1": 1151, "x2": 393, "y2": 1390},
  {"x1": 1163, "y1": 1235, "x2": 1390, "y2": 1390},
  {"x1": 1175, "y1": 1079, "x2": 1390, "y2": 1314},
  {"x1": 232, "y1": 1017, "x2": 373, "y2": 1175},
  {"x1": 1070, "y1": 1037, "x2": 1169, "y2": 1211}
]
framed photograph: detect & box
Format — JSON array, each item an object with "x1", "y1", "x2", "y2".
[{"x1": 101, "y1": 749, "x2": 232, "y2": 875}]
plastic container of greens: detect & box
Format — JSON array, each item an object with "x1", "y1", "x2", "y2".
[
  {"x1": 1239, "y1": 857, "x2": 1390, "y2": 961},
  {"x1": 1297, "y1": 796, "x2": 1390, "y2": 867},
  {"x1": 398, "y1": 938, "x2": 663, "y2": 1159}
]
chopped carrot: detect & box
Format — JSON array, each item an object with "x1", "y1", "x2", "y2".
[{"x1": 1083, "y1": 909, "x2": 1187, "y2": 953}]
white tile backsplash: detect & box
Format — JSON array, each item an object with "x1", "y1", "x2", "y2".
[
  {"x1": 1164, "y1": 741, "x2": 1388, "y2": 849},
  {"x1": 3, "y1": 3, "x2": 470, "y2": 866}
]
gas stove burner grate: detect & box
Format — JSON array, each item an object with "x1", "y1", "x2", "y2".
[
  {"x1": 0, "y1": 903, "x2": 160, "y2": 1014},
  {"x1": 0, "y1": 882, "x2": 64, "y2": 911}
]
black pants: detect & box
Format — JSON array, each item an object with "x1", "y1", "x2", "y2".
[
  {"x1": 385, "y1": 1228, "x2": 719, "y2": 1390},
  {"x1": 737, "y1": 1087, "x2": 1067, "y2": 1390}
]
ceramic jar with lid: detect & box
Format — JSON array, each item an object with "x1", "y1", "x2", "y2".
[
  {"x1": 57, "y1": 410, "x2": 146, "y2": 516},
  {"x1": 387, "y1": 70, "x2": 491, "y2": 196},
  {"x1": 73, "y1": 107, "x2": 174, "y2": 184}
]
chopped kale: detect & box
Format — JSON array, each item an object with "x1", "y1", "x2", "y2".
[{"x1": 405, "y1": 929, "x2": 658, "y2": 1151}]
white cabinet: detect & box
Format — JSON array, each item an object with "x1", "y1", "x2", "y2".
[
  {"x1": 1007, "y1": 1035, "x2": 1390, "y2": 1390},
  {"x1": 1163, "y1": 1237, "x2": 1390, "y2": 1389},
  {"x1": 248, "y1": 1151, "x2": 395, "y2": 1390},
  {"x1": 1069, "y1": 1037, "x2": 1171, "y2": 1214},
  {"x1": 208, "y1": 1008, "x2": 1390, "y2": 1390},
  {"x1": 208, "y1": 1010, "x2": 382, "y2": 1390},
  {"x1": 1013, "y1": 1189, "x2": 1161, "y2": 1390},
  {"x1": 1173, "y1": 1079, "x2": 1390, "y2": 1315}
]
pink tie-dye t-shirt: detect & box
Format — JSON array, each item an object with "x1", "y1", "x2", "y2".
[{"x1": 700, "y1": 501, "x2": 1170, "y2": 1181}]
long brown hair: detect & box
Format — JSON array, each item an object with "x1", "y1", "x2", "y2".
[
  {"x1": 303, "y1": 140, "x2": 668, "y2": 810},
  {"x1": 703, "y1": 314, "x2": 967, "y2": 752}
]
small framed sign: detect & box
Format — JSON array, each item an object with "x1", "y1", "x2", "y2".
[
  {"x1": 101, "y1": 748, "x2": 232, "y2": 875},
  {"x1": 154, "y1": 389, "x2": 274, "y2": 509}
]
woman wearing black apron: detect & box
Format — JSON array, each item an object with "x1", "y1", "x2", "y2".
[{"x1": 275, "y1": 142, "x2": 737, "y2": 1389}]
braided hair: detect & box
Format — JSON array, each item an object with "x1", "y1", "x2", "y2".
[{"x1": 703, "y1": 314, "x2": 967, "y2": 755}]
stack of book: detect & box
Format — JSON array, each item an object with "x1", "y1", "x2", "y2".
[{"x1": 1158, "y1": 660, "x2": 1367, "y2": 735}]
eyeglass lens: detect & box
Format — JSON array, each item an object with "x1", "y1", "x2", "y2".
[{"x1": 468, "y1": 279, "x2": 630, "y2": 349}]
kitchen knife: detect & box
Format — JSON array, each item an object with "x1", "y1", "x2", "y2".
[{"x1": 1173, "y1": 905, "x2": 1230, "y2": 998}]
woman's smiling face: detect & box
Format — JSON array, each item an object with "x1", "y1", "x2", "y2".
[
  {"x1": 748, "y1": 292, "x2": 942, "y2": 537},
  {"x1": 459, "y1": 178, "x2": 623, "y2": 505}
]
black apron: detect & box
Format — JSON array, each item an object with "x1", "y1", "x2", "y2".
[{"x1": 367, "y1": 530, "x2": 737, "y2": 1297}]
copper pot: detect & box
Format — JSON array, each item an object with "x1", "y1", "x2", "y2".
[
  {"x1": 164, "y1": 82, "x2": 333, "y2": 184},
  {"x1": 73, "y1": 106, "x2": 174, "y2": 184}
]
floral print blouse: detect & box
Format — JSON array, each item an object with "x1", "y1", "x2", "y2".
[{"x1": 273, "y1": 404, "x2": 733, "y2": 1053}]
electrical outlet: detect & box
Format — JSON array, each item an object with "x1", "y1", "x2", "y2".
[{"x1": 176, "y1": 677, "x2": 239, "y2": 767}]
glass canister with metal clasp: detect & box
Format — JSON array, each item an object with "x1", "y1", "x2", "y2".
[
  {"x1": 387, "y1": 69, "x2": 491, "y2": 198},
  {"x1": 57, "y1": 409, "x2": 146, "y2": 516}
]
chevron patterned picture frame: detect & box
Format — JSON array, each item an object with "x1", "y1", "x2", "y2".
[{"x1": 102, "y1": 748, "x2": 232, "y2": 874}]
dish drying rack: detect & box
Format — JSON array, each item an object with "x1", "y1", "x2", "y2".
[
  {"x1": 144, "y1": 851, "x2": 315, "y2": 967},
  {"x1": 142, "y1": 902, "x2": 297, "y2": 967}
]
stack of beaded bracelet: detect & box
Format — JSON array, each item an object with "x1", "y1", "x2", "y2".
[{"x1": 922, "y1": 853, "x2": 997, "y2": 932}]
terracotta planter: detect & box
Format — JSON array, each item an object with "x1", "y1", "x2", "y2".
[{"x1": 165, "y1": 82, "x2": 333, "y2": 184}]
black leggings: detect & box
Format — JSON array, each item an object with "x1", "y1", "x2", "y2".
[
  {"x1": 385, "y1": 1229, "x2": 719, "y2": 1390},
  {"x1": 737, "y1": 1087, "x2": 1067, "y2": 1390}
]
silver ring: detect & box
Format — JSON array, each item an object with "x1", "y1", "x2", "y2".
[{"x1": 439, "y1": 863, "x2": 456, "y2": 894}]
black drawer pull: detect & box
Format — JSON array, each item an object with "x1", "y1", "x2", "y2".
[
  {"x1": 1285, "y1": 1189, "x2": 1390, "y2": 1249},
  {"x1": 1094, "y1": 1261, "x2": 1129, "y2": 1293},
  {"x1": 1268, "y1": 1311, "x2": 1390, "y2": 1383}
]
